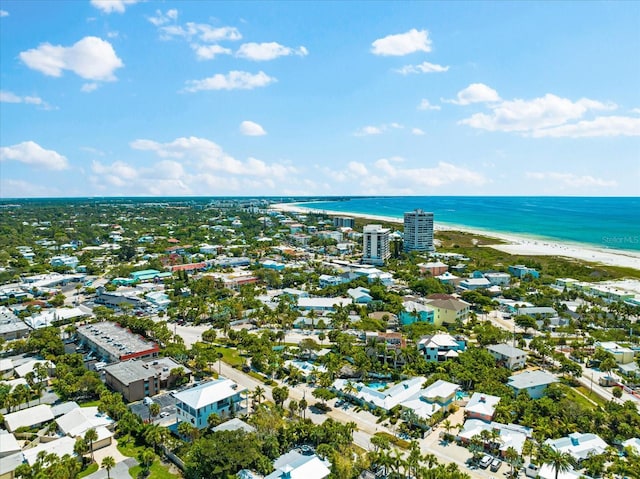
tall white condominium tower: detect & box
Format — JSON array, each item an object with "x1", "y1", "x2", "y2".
[
  {"x1": 362, "y1": 224, "x2": 391, "y2": 265},
  {"x1": 404, "y1": 209, "x2": 435, "y2": 253}
]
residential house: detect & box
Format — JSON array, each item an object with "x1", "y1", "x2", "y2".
[
  {"x1": 484, "y1": 272, "x2": 511, "y2": 286},
  {"x1": 265, "y1": 450, "x2": 331, "y2": 479},
  {"x1": 458, "y1": 419, "x2": 532, "y2": 456},
  {"x1": 465, "y1": 392, "x2": 501, "y2": 422},
  {"x1": 348, "y1": 287, "x2": 373, "y2": 304},
  {"x1": 174, "y1": 378, "x2": 247, "y2": 429},
  {"x1": 458, "y1": 277, "x2": 492, "y2": 291},
  {"x1": 595, "y1": 341, "x2": 635, "y2": 364},
  {"x1": 400, "y1": 380, "x2": 460, "y2": 425},
  {"x1": 332, "y1": 376, "x2": 427, "y2": 412},
  {"x1": 544, "y1": 432, "x2": 608, "y2": 463},
  {"x1": 4, "y1": 404, "x2": 54, "y2": 432},
  {"x1": 508, "y1": 370, "x2": 558, "y2": 399},
  {"x1": 424, "y1": 296, "x2": 471, "y2": 325},
  {"x1": 0, "y1": 307, "x2": 29, "y2": 341},
  {"x1": 417, "y1": 334, "x2": 466, "y2": 362},
  {"x1": 56, "y1": 406, "x2": 114, "y2": 450},
  {"x1": 509, "y1": 265, "x2": 540, "y2": 279},
  {"x1": 297, "y1": 297, "x2": 352, "y2": 312},
  {"x1": 318, "y1": 274, "x2": 345, "y2": 288},
  {"x1": 50, "y1": 255, "x2": 79, "y2": 270},
  {"x1": 435, "y1": 271, "x2": 459, "y2": 285},
  {"x1": 23, "y1": 436, "x2": 76, "y2": 466},
  {"x1": 418, "y1": 261, "x2": 448, "y2": 276},
  {"x1": 487, "y1": 343, "x2": 528, "y2": 370},
  {"x1": 399, "y1": 301, "x2": 435, "y2": 325}
]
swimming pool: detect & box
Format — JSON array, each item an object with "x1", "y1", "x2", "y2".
[{"x1": 366, "y1": 381, "x2": 390, "y2": 390}]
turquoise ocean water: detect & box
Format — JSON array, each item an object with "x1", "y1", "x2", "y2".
[{"x1": 295, "y1": 197, "x2": 640, "y2": 253}]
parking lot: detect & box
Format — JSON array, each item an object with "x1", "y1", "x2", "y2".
[{"x1": 129, "y1": 391, "x2": 177, "y2": 425}]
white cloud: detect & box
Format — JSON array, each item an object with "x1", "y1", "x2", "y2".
[
  {"x1": 348, "y1": 161, "x2": 368, "y2": 176},
  {"x1": 91, "y1": 160, "x2": 138, "y2": 186},
  {"x1": 90, "y1": 0, "x2": 140, "y2": 14},
  {"x1": 354, "y1": 126, "x2": 383, "y2": 136},
  {"x1": 526, "y1": 172, "x2": 617, "y2": 188},
  {"x1": 0, "y1": 141, "x2": 69, "y2": 170},
  {"x1": 191, "y1": 44, "x2": 232, "y2": 60},
  {"x1": 353, "y1": 123, "x2": 405, "y2": 136},
  {"x1": 81, "y1": 82, "x2": 100, "y2": 93},
  {"x1": 446, "y1": 83, "x2": 501, "y2": 105},
  {"x1": 240, "y1": 120, "x2": 267, "y2": 136},
  {"x1": 148, "y1": 9, "x2": 178, "y2": 26},
  {"x1": 371, "y1": 28, "x2": 432, "y2": 56},
  {"x1": 20, "y1": 36, "x2": 123, "y2": 81},
  {"x1": 632, "y1": 108, "x2": 640, "y2": 115},
  {"x1": 0, "y1": 9, "x2": 9, "y2": 17},
  {"x1": 418, "y1": 99, "x2": 441, "y2": 111},
  {"x1": 530, "y1": 115, "x2": 640, "y2": 138},
  {"x1": 236, "y1": 42, "x2": 308, "y2": 61},
  {"x1": 130, "y1": 136, "x2": 295, "y2": 179},
  {"x1": 183, "y1": 70, "x2": 276, "y2": 92},
  {"x1": 159, "y1": 22, "x2": 241, "y2": 42},
  {"x1": 460, "y1": 93, "x2": 618, "y2": 133},
  {"x1": 373, "y1": 159, "x2": 487, "y2": 187},
  {"x1": 411, "y1": 128, "x2": 425, "y2": 135},
  {"x1": 395, "y1": 61, "x2": 449, "y2": 75},
  {"x1": 0, "y1": 90, "x2": 49, "y2": 108}
]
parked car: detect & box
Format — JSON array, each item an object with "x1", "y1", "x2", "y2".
[
  {"x1": 490, "y1": 458, "x2": 502, "y2": 472},
  {"x1": 479, "y1": 455, "x2": 492, "y2": 469}
]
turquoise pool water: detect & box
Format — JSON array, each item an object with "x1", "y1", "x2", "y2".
[{"x1": 367, "y1": 382, "x2": 389, "y2": 390}]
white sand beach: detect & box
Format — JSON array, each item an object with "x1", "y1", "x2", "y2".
[{"x1": 270, "y1": 202, "x2": 640, "y2": 271}]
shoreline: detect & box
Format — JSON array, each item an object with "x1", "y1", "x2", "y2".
[{"x1": 270, "y1": 202, "x2": 640, "y2": 271}]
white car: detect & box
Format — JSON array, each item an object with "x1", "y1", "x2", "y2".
[{"x1": 479, "y1": 455, "x2": 492, "y2": 469}]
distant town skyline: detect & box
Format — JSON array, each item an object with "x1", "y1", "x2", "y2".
[{"x1": 1, "y1": 1, "x2": 639, "y2": 198}]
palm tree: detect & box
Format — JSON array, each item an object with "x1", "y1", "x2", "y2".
[
  {"x1": 252, "y1": 385, "x2": 266, "y2": 407},
  {"x1": 504, "y1": 446, "x2": 523, "y2": 478},
  {"x1": 84, "y1": 428, "x2": 98, "y2": 462},
  {"x1": 101, "y1": 456, "x2": 116, "y2": 479},
  {"x1": 542, "y1": 445, "x2": 576, "y2": 479},
  {"x1": 148, "y1": 402, "x2": 160, "y2": 422}
]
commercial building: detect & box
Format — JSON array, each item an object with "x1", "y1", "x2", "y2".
[
  {"x1": 362, "y1": 224, "x2": 390, "y2": 266},
  {"x1": 174, "y1": 378, "x2": 247, "y2": 429},
  {"x1": 103, "y1": 360, "x2": 161, "y2": 402},
  {"x1": 0, "y1": 307, "x2": 29, "y2": 341},
  {"x1": 403, "y1": 209, "x2": 434, "y2": 253},
  {"x1": 595, "y1": 341, "x2": 636, "y2": 364},
  {"x1": 77, "y1": 322, "x2": 159, "y2": 363}
]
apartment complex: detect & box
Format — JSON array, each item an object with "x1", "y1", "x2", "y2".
[
  {"x1": 103, "y1": 360, "x2": 161, "y2": 402},
  {"x1": 362, "y1": 224, "x2": 390, "y2": 265},
  {"x1": 403, "y1": 209, "x2": 434, "y2": 253},
  {"x1": 77, "y1": 322, "x2": 159, "y2": 363}
]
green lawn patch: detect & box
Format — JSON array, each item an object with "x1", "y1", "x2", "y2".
[
  {"x1": 78, "y1": 463, "x2": 99, "y2": 478},
  {"x1": 575, "y1": 385, "x2": 608, "y2": 408},
  {"x1": 374, "y1": 431, "x2": 410, "y2": 450},
  {"x1": 215, "y1": 346, "x2": 244, "y2": 367},
  {"x1": 117, "y1": 434, "x2": 145, "y2": 458},
  {"x1": 129, "y1": 460, "x2": 179, "y2": 479},
  {"x1": 79, "y1": 399, "x2": 100, "y2": 407}
]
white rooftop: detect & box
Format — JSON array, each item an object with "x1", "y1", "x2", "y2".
[
  {"x1": 23, "y1": 436, "x2": 76, "y2": 465},
  {"x1": 173, "y1": 378, "x2": 246, "y2": 410},
  {"x1": 508, "y1": 370, "x2": 558, "y2": 391},
  {"x1": 266, "y1": 450, "x2": 331, "y2": 479},
  {"x1": 56, "y1": 406, "x2": 114, "y2": 437},
  {"x1": 545, "y1": 432, "x2": 608, "y2": 462},
  {"x1": 465, "y1": 392, "x2": 501, "y2": 418},
  {"x1": 459, "y1": 419, "x2": 532, "y2": 454},
  {"x1": 4, "y1": 404, "x2": 54, "y2": 432}
]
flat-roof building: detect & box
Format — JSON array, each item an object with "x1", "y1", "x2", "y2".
[
  {"x1": 104, "y1": 360, "x2": 161, "y2": 402},
  {"x1": 77, "y1": 322, "x2": 159, "y2": 363},
  {"x1": 362, "y1": 224, "x2": 390, "y2": 266},
  {"x1": 403, "y1": 209, "x2": 434, "y2": 253}
]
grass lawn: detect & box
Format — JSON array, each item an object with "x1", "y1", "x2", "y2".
[
  {"x1": 78, "y1": 463, "x2": 99, "y2": 478},
  {"x1": 129, "y1": 461, "x2": 179, "y2": 479},
  {"x1": 215, "y1": 346, "x2": 244, "y2": 367},
  {"x1": 575, "y1": 385, "x2": 608, "y2": 408},
  {"x1": 117, "y1": 435, "x2": 146, "y2": 458},
  {"x1": 79, "y1": 399, "x2": 100, "y2": 407},
  {"x1": 374, "y1": 431, "x2": 410, "y2": 449}
]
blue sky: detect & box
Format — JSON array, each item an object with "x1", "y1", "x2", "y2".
[{"x1": 1, "y1": 0, "x2": 639, "y2": 198}]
